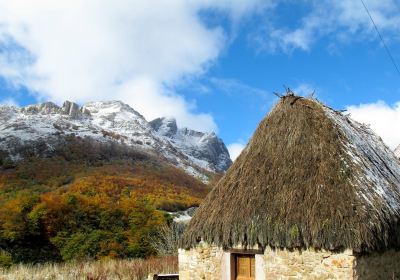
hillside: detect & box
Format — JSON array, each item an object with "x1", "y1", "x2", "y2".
[
  {"x1": 0, "y1": 101, "x2": 228, "y2": 265},
  {"x1": 0, "y1": 138, "x2": 212, "y2": 265},
  {"x1": 0, "y1": 100, "x2": 232, "y2": 181}
]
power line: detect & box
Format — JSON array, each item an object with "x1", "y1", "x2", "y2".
[{"x1": 360, "y1": 0, "x2": 400, "y2": 77}]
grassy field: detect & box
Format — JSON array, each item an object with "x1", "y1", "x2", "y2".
[{"x1": 0, "y1": 256, "x2": 177, "y2": 280}]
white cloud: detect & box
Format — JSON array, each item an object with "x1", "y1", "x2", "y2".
[
  {"x1": 227, "y1": 142, "x2": 245, "y2": 161},
  {"x1": 292, "y1": 83, "x2": 316, "y2": 97},
  {"x1": 0, "y1": 0, "x2": 264, "y2": 132},
  {"x1": 253, "y1": 0, "x2": 400, "y2": 53},
  {"x1": 347, "y1": 101, "x2": 400, "y2": 149},
  {"x1": 116, "y1": 77, "x2": 216, "y2": 131}
]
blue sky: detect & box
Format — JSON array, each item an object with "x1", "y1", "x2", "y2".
[{"x1": 1, "y1": 0, "x2": 400, "y2": 159}]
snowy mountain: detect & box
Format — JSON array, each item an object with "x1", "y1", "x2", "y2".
[
  {"x1": 0, "y1": 100, "x2": 232, "y2": 180},
  {"x1": 395, "y1": 145, "x2": 400, "y2": 159}
]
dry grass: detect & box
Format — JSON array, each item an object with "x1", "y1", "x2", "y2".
[{"x1": 0, "y1": 256, "x2": 177, "y2": 280}]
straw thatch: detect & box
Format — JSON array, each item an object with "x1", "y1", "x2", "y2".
[{"x1": 181, "y1": 95, "x2": 400, "y2": 252}]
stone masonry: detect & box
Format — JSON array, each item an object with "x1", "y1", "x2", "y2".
[
  {"x1": 262, "y1": 247, "x2": 355, "y2": 279},
  {"x1": 178, "y1": 243, "x2": 224, "y2": 280},
  {"x1": 179, "y1": 245, "x2": 400, "y2": 279}
]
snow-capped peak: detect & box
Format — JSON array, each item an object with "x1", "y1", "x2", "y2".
[
  {"x1": 83, "y1": 101, "x2": 143, "y2": 117},
  {"x1": 61, "y1": 101, "x2": 82, "y2": 118},
  {"x1": 82, "y1": 101, "x2": 151, "y2": 135},
  {"x1": 20, "y1": 100, "x2": 86, "y2": 119},
  {"x1": 22, "y1": 102, "x2": 62, "y2": 115},
  {"x1": 0, "y1": 100, "x2": 232, "y2": 181},
  {"x1": 149, "y1": 117, "x2": 231, "y2": 172},
  {"x1": 149, "y1": 117, "x2": 178, "y2": 137}
]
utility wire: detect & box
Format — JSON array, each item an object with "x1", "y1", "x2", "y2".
[{"x1": 360, "y1": 0, "x2": 400, "y2": 77}]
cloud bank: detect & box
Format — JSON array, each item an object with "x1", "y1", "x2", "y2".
[
  {"x1": 227, "y1": 142, "x2": 245, "y2": 161},
  {"x1": 0, "y1": 0, "x2": 264, "y2": 132},
  {"x1": 348, "y1": 101, "x2": 400, "y2": 150},
  {"x1": 253, "y1": 0, "x2": 400, "y2": 53},
  {"x1": 1, "y1": 0, "x2": 399, "y2": 138}
]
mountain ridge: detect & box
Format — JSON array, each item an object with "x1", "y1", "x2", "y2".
[{"x1": 0, "y1": 100, "x2": 232, "y2": 181}]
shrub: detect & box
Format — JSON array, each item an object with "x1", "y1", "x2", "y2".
[
  {"x1": 0, "y1": 250, "x2": 13, "y2": 268},
  {"x1": 1, "y1": 157, "x2": 15, "y2": 169},
  {"x1": 149, "y1": 222, "x2": 185, "y2": 256}
]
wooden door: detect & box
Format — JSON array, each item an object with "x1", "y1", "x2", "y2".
[{"x1": 235, "y1": 254, "x2": 255, "y2": 280}]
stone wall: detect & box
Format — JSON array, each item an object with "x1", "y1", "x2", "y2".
[
  {"x1": 262, "y1": 247, "x2": 355, "y2": 279},
  {"x1": 355, "y1": 250, "x2": 400, "y2": 280},
  {"x1": 178, "y1": 243, "x2": 224, "y2": 280},
  {"x1": 179, "y1": 245, "x2": 400, "y2": 279}
]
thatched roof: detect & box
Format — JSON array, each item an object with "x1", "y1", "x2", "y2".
[{"x1": 181, "y1": 95, "x2": 400, "y2": 252}]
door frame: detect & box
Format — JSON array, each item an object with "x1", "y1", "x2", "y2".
[
  {"x1": 229, "y1": 249, "x2": 263, "y2": 280},
  {"x1": 234, "y1": 253, "x2": 255, "y2": 279}
]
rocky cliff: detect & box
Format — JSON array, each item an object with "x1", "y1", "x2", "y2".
[{"x1": 0, "y1": 100, "x2": 232, "y2": 181}]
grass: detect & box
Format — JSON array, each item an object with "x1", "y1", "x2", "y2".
[{"x1": 0, "y1": 256, "x2": 178, "y2": 280}]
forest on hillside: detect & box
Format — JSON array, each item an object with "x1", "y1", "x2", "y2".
[{"x1": 0, "y1": 137, "x2": 211, "y2": 267}]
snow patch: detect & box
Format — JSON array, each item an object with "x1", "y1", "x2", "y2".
[
  {"x1": 0, "y1": 101, "x2": 232, "y2": 180},
  {"x1": 168, "y1": 207, "x2": 197, "y2": 223},
  {"x1": 324, "y1": 107, "x2": 400, "y2": 212}
]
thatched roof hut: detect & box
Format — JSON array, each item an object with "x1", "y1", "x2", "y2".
[{"x1": 181, "y1": 95, "x2": 400, "y2": 254}]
